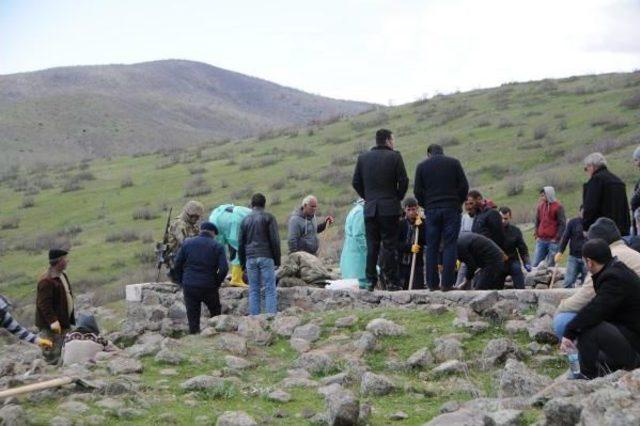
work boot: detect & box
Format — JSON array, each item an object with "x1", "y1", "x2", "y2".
[{"x1": 229, "y1": 265, "x2": 248, "y2": 288}]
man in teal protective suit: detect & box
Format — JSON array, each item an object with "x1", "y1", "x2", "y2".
[
  {"x1": 340, "y1": 200, "x2": 369, "y2": 289},
  {"x1": 209, "y1": 204, "x2": 252, "y2": 287}
]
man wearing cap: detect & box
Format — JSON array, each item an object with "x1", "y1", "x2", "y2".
[
  {"x1": 36, "y1": 249, "x2": 75, "y2": 364},
  {"x1": 173, "y1": 222, "x2": 229, "y2": 334}
]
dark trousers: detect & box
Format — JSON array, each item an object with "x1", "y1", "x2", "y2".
[
  {"x1": 505, "y1": 259, "x2": 525, "y2": 289},
  {"x1": 365, "y1": 214, "x2": 400, "y2": 287},
  {"x1": 577, "y1": 322, "x2": 640, "y2": 379},
  {"x1": 399, "y1": 263, "x2": 425, "y2": 290},
  {"x1": 472, "y1": 263, "x2": 506, "y2": 290},
  {"x1": 183, "y1": 286, "x2": 221, "y2": 334},
  {"x1": 425, "y1": 207, "x2": 461, "y2": 290}
]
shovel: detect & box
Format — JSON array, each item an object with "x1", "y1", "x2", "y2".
[
  {"x1": 408, "y1": 215, "x2": 424, "y2": 290},
  {"x1": 0, "y1": 376, "x2": 97, "y2": 399}
]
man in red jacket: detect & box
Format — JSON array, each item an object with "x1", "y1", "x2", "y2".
[{"x1": 533, "y1": 186, "x2": 566, "y2": 267}]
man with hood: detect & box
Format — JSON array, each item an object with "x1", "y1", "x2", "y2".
[
  {"x1": 167, "y1": 200, "x2": 204, "y2": 278},
  {"x1": 553, "y1": 217, "x2": 640, "y2": 338},
  {"x1": 340, "y1": 200, "x2": 368, "y2": 289},
  {"x1": 209, "y1": 204, "x2": 252, "y2": 287},
  {"x1": 287, "y1": 195, "x2": 334, "y2": 256},
  {"x1": 62, "y1": 314, "x2": 117, "y2": 366},
  {"x1": 533, "y1": 186, "x2": 566, "y2": 267},
  {"x1": 582, "y1": 152, "x2": 630, "y2": 236}
]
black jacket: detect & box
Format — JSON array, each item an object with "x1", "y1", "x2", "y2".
[
  {"x1": 564, "y1": 259, "x2": 640, "y2": 352},
  {"x1": 398, "y1": 218, "x2": 426, "y2": 266},
  {"x1": 239, "y1": 208, "x2": 281, "y2": 267},
  {"x1": 472, "y1": 206, "x2": 505, "y2": 249},
  {"x1": 173, "y1": 232, "x2": 229, "y2": 289},
  {"x1": 558, "y1": 217, "x2": 586, "y2": 258},
  {"x1": 457, "y1": 233, "x2": 505, "y2": 281},
  {"x1": 352, "y1": 146, "x2": 409, "y2": 217},
  {"x1": 503, "y1": 224, "x2": 530, "y2": 264},
  {"x1": 583, "y1": 167, "x2": 630, "y2": 236},
  {"x1": 413, "y1": 154, "x2": 468, "y2": 211}
]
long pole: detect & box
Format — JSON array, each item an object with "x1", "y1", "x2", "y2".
[{"x1": 408, "y1": 215, "x2": 423, "y2": 290}]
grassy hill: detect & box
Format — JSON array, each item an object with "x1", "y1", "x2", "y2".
[
  {"x1": 0, "y1": 59, "x2": 375, "y2": 170},
  {"x1": 1, "y1": 71, "x2": 640, "y2": 319}
]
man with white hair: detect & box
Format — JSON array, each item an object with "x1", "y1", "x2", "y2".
[
  {"x1": 582, "y1": 152, "x2": 630, "y2": 236},
  {"x1": 287, "y1": 195, "x2": 334, "y2": 255}
]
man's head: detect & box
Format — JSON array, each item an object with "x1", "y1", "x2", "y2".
[
  {"x1": 427, "y1": 144, "x2": 444, "y2": 157},
  {"x1": 633, "y1": 146, "x2": 640, "y2": 169},
  {"x1": 375, "y1": 129, "x2": 394, "y2": 149},
  {"x1": 49, "y1": 249, "x2": 69, "y2": 271},
  {"x1": 183, "y1": 200, "x2": 204, "y2": 225},
  {"x1": 582, "y1": 238, "x2": 613, "y2": 275},
  {"x1": 499, "y1": 206, "x2": 512, "y2": 226},
  {"x1": 402, "y1": 197, "x2": 419, "y2": 221},
  {"x1": 200, "y1": 221, "x2": 218, "y2": 237},
  {"x1": 301, "y1": 195, "x2": 318, "y2": 217},
  {"x1": 583, "y1": 152, "x2": 607, "y2": 177},
  {"x1": 587, "y1": 217, "x2": 621, "y2": 245},
  {"x1": 466, "y1": 190, "x2": 483, "y2": 211},
  {"x1": 251, "y1": 193, "x2": 266, "y2": 209},
  {"x1": 539, "y1": 186, "x2": 556, "y2": 203}
]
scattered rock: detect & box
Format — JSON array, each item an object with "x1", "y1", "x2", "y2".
[
  {"x1": 267, "y1": 389, "x2": 291, "y2": 403},
  {"x1": 213, "y1": 333, "x2": 248, "y2": 356},
  {"x1": 154, "y1": 349, "x2": 186, "y2": 365},
  {"x1": 543, "y1": 396, "x2": 582, "y2": 426},
  {"x1": 320, "y1": 372, "x2": 348, "y2": 386},
  {"x1": 469, "y1": 291, "x2": 499, "y2": 314},
  {"x1": 281, "y1": 377, "x2": 319, "y2": 388},
  {"x1": 181, "y1": 375, "x2": 226, "y2": 391},
  {"x1": 335, "y1": 315, "x2": 358, "y2": 328},
  {"x1": 292, "y1": 323, "x2": 322, "y2": 342},
  {"x1": 225, "y1": 355, "x2": 252, "y2": 370},
  {"x1": 486, "y1": 409, "x2": 524, "y2": 426},
  {"x1": 499, "y1": 359, "x2": 551, "y2": 397},
  {"x1": 216, "y1": 411, "x2": 257, "y2": 426},
  {"x1": 296, "y1": 351, "x2": 333, "y2": 374},
  {"x1": 290, "y1": 338, "x2": 311, "y2": 353},
  {"x1": 433, "y1": 338, "x2": 464, "y2": 363},
  {"x1": 59, "y1": 400, "x2": 90, "y2": 415},
  {"x1": 527, "y1": 315, "x2": 558, "y2": 344},
  {"x1": 432, "y1": 360, "x2": 466, "y2": 376},
  {"x1": 389, "y1": 411, "x2": 408, "y2": 421},
  {"x1": 237, "y1": 317, "x2": 273, "y2": 346},
  {"x1": 353, "y1": 331, "x2": 377, "y2": 353},
  {"x1": 425, "y1": 409, "x2": 489, "y2": 426},
  {"x1": 0, "y1": 405, "x2": 27, "y2": 426},
  {"x1": 360, "y1": 372, "x2": 395, "y2": 396},
  {"x1": 107, "y1": 357, "x2": 143, "y2": 375},
  {"x1": 481, "y1": 338, "x2": 524, "y2": 367},
  {"x1": 49, "y1": 416, "x2": 73, "y2": 426},
  {"x1": 325, "y1": 387, "x2": 359, "y2": 426},
  {"x1": 365, "y1": 318, "x2": 406, "y2": 336},
  {"x1": 406, "y1": 347, "x2": 434, "y2": 369},
  {"x1": 504, "y1": 320, "x2": 528, "y2": 335},
  {"x1": 439, "y1": 400, "x2": 461, "y2": 413},
  {"x1": 271, "y1": 316, "x2": 301, "y2": 337},
  {"x1": 209, "y1": 315, "x2": 240, "y2": 332}
]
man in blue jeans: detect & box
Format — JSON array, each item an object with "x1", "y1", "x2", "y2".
[
  {"x1": 239, "y1": 193, "x2": 281, "y2": 315},
  {"x1": 533, "y1": 187, "x2": 566, "y2": 267},
  {"x1": 414, "y1": 144, "x2": 469, "y2": 291},
  {"x1": 554, "y1": 206, "x2": 587, "y2": 288}
]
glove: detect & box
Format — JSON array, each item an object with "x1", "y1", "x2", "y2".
[
  {"x1": 524, "y1": 264, "x2": 532, "y2": 273},
  {"x1": 37, "y1": 338, "x2": 53, "y2": 349},
  {"x1": 554, "y1": 253, "x2": 563, "y2": 264},
  {"x1": 50, "y1": 321, "x2": 61, "y2": 334},
  {"x1": 411, "y1": 244, "x2": 421, "y2": 254}
]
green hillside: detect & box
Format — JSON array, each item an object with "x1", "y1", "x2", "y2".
[{"x1": 1, "y1": 71, "x2": 640, "y2": 317}]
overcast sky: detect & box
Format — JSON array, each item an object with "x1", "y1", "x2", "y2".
[{"x1": 1, "y1": 0, "x2": 639, "y2": 104}]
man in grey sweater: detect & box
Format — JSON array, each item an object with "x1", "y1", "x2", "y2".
[{"x1": 287, "y1": 195, "x2": 334, "y2": 255}]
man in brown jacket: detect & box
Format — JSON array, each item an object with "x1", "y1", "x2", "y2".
[{"x1": 36, "y1": 249, "x2": 75, "y2": 364}]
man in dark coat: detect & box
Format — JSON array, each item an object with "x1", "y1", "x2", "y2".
[
  {"x1": 174, "y1": 222, "x2": 229, "y2": 334},
  {"x1": 555, "y1": 205, "x2": 588, "y2": 287},
  {"x1": 582, "y1": 152, "x2": 630, "y2": 236},
  {"x1": 397, "y1": 197, "x2": 426, "y2": 289},
  {"x1": 468, "y1": 190, "x2": 505, "y2": 249},
  {"x1": 499, "y1": 207, "x2": 531, "y2": 289},
  {"x1": 455, "y1": 233, "x2": 507, "y2": 290},
  {"x1": 561, "y1": 239, "x2": 640, "y2": 379},
  {"x1": 352, "y1": 129, "x2": 409, "y2": 291},
  {"x1": 36, "y1": 249, "x2": 75, "y2": 364},
  {"x1": 414, "y1": 144, "x2": 469, "y2": 291}
]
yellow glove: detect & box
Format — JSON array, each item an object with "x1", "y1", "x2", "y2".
[
  {"x1": 37, "y1": 338, "x2": 53, "y2": 349},
  {"x1": 411, "y1": 244, "x2": 420, "y2": 254},
  {"x1": 554, "y1": 253, "x2": 563, "y2": 264},
  {"x1": 50, "y1": 321, "x2": 61, "y2": 334}
]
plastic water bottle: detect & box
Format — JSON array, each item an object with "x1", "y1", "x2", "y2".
[{"x1": 566, "y1": 347, "x2": 581, "y2": 377}]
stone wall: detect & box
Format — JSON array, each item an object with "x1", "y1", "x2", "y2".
[{"x1": 124, "y1": 282, "x2": 574, "y2": 336}]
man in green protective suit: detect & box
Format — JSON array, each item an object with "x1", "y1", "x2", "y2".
[{"x1": 209, "y1": 204, "x2": 252, "y2": 287}]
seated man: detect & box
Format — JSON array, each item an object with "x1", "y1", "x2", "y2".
[
  {"x1": 1, "y1": 294, "x2": 52, "y2": 349},
  {"x1": 287, "y1": 195, "x2": 334, "y2": 256},
  {"x1": 561, "y1": 239, "x2": 640, "y2": 379},
  {"x1": 499, "y1": 207, "x2": 532, "y2": 289},
  {"x1": 553, "y1": 217, "x2": 640, "y2": 338},
  {"x1": 398, "y1": 197, "x2": 425, "y2": 289},
  {"x1": 455, "y1": 233, "x2": 507, "y2": 290},
  {"x1": 62, "y1": 314, "x2": 117, "y2": 366}
]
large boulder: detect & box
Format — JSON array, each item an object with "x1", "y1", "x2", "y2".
[
  {"x1": 216, "y1": 411, "x2": 257, "y2": 426},
  {"x1": 0, "y1": 405, "x2": 28, "y2": 426},
  {"x1": 405, "y1": 347, "x2": 434, "y2": 369},
  {"x1": 107, "y1": 357, "x2": 143, "y2": 375},
  {"x1": 481, "y1": 338, "x2": 524, "y2": 367},
  {"x1": 424, "y1": 409, "x2": 489, "y2": 426},
  {"x1": 296, "y1": 351, "x2": 334, "y2": 374},
  {"x1": 213, "y1": 333, "x2": 248, "y2": 355},
  {"x1": 365, "y1": 318, "x2": 406, "y2": 337},
  {"x1": 433, "y1": 338, "x2": 464, "y2": 363},
  {"x1": 360, "y1": 372, "x2": 395, "y2": 396},
  {"x1": 527, "y1": 315, "x2": 557, "y2": 344},
  {"x1": 325, "y1": 387, "x2": 359, "y2": 426},
  {"x1": 499, "y1": 359, "x2": 551, "y2": 397},
  {"x1": 292, "y1": 323, "x2": 322, "y2": 343},
  {"x1": 181, "y1": 375, "x2": 227, "y2": 391},
  {"x1": 271, "y1": 316, "x2": 302, "y2": 337}
]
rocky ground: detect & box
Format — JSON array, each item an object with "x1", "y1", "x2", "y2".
[{"x1": 2, "y1": 288, "x2": 640, "y2": 425}]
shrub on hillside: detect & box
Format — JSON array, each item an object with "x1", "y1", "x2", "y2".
[
  {"x1": 477, "y1": 164, "x2": 510, "y2": 180},
  {"x1": 506, "y1": 178, "x2": 524, "y2": 197},
  {"x1": 289, "y1": 147, "x2": 315, "y2": 158},
  {"x1": 220, "y1": 179, "x2": 229, "y2": 189},
  {"x1": 74, "y1": 171, "x2": 96, "y2": 181},
  {"x1": 230, "y1": 186, "x2": 253, "y2": 201},
  {"x1": 135, "y1": 249, "x2": 156, "y2": 264},
  {"x1": 271, "y1": 195, "x2": 281, "y2": 206},
  {"x1": 437, "y1": 104, "x2": 471, "y2": 126},
  {"x1": 105, "y1": 229, "x2": 140, "y2": 243},
  {"x1": 533, "y1": 125, "x2": 548, "y2": 140},
  {"x1": 438, "y1": 135, "x2": 460, "y2": 147},
  {"x1": 13, "y1": 233, "x2": 71, "y2": 254},
  {"x1": 544, "y1": 172, "x2": 578, "y2": 193},
  {"x1": 558, "y1": 120, "x2": 568, "y2": 131},
  {"x1": 1, "y1": 217, "x2": 20, "y2": 230},
  {"x1": 270, "y1": 179, "x2": 286, "y2": 191},
  {"x1": 330, "y1": 155, "x2": 353, "y2": 167},
  {"x1": 141, "y1": 232, "x2": 154, "y2": 244},
  {"x1": 497, "y1": 118, "x2": 514, "y2": 128},
  {"x1": 21, "y1": 197, "x2": 35, "y2": 209},
  {"x1": 258, "y1": 155, "x2": 281, "y2": 167},
  {"x1": 34, "y1": 176, "x2": 54, "y2": 190},
  {"x1": 120, "y1": 176, "x2": 134, "y2": 188},
  {"x1": 324, "y1": 136, "x2": 349, "y2": 145},
  {"x1": 319, "y1": 166, "x2": 350, "y2": 186},
  {"x1": 286, "y1": 169, "x2": 310, "y2": 181},
  {"x1": 184, "y1": 185, "x2": 212, "y2": 197},
  {"x1": 350, "y1": 112, "x2": 389, "y2": 132},
  {"x1": 352, "y1": 141, "x2": 369, "y2": 155},
  {"x1": 189, "y1": 166, "x2": 206, "y2": 175},
  {"x1": 132, "y1": 207, "x2": 159, "y2": 221},
  {"x1": 61, "y1": 180, "x2": 83, "y2": 193},
  {"x1": 620, "y1": 93, "x2": 640, "y2": 109},
  {"x1": 474, "y1": 118, "x2": 491, "y2": 128}
]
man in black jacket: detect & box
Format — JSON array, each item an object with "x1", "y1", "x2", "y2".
[
  {"x1": 414, "y1": 144, "x2": 469, "y2": 291},
  {"x1": 561, "y1": 239, "x2": 640, "y2": 379},
  {"x1": 468, "y1": 190, "x2": 505, "y2": 249},
  {"x1": 352, "y1": 129, "x2": 409, "y2": 291},
  {"x1": 397, "y1": 197, "x2": 426, "y2": 289},
  {"x1": 455, "y1": 233, "x2": 507, "y2": 290},
  {"x1": 582, "y1": 152, "x2": 630, "y2": 236},
  {"x1": 499, "y1": 207, "x2": 531, "y2": 289},
  {"x1": 174, "y1": 222, "x2": 229, "y2": 334},
  {"x1": 554, "y1": 205, "x2": 588, "y2": 288}
]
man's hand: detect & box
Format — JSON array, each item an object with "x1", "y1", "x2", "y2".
[
  {"x1": 325, "y1": 216, "x2": 335, "y2": 225},
  {"x1": 411, "y1": 244, "x2": 421, "y2": 254},
  {"x1": 37, "y1": 338, "x2": 53, "y2": 349},
  {"x1": 554, "y1": 252, "x2": 563, "y2": 264},
  {"x1": 50, "y1": 321, "x2": 61, "y2": 334},
  {"x1": 560, "y1": 337, "x2": 576, "y2": 354}
]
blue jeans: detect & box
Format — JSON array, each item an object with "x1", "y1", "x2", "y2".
[
  {"x1": 246, "y1": 257, "x2": 277, "y2": 315},
  {"x1": 424, "y1": 207, "x2": 461, "y2": 290},
  {"x1": 564, "y1": 255, "x2": 587, "y2": 288},
  {"x1": 553, "y1": 312, "x2": 577, "y2": 339},
  {"x1": 533, "y1": 240, "x2": 559, "y2": 267}
]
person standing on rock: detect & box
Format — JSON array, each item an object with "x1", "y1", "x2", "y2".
[
  {"x1": 397, "y1": 197, "x2": 426, "y2": 289},
  {"x1": 340, "y1": 200, "x2": 368, "y2": 289},
  {"x1": 36, "y1": 249, "x2": 75, "y2": 364},
  {"x1": 455, "y1": 233, "x2": 507, "y2": 290},
  {"x1": 561, "y1": 238, "x2": 640, "y2": 379},
  {"x1": 173, "y1": 222, "x2": 228, "y2": 334},
  {"x1": 287, "y1": 195, "x2": 334, "y2": 255},
  {"x1": 582, "y1": 152, "x2": 630, "y2": 237},
  {"x1": 166, "y1": 200, "x2": 205, "y2": 280},
  {"x1": 414, "y1": 144, "x2": 469, "y2": 291},
  {"x1": 352, "y1": 129, "x2": 409, "y2": 291},
  {"x1": 209, "y1": 203, "x2": 252, "y2": 287},
  {"x1": 532, "y1": 186, "x2": 566, "y2": 267},
  {"x1": 553, "y1": 217, "x2": 640, "y2": 338},
  {"x1": 1, "y1": 294, "x2": 53, "y2": 349},
  {"x1": 239, "y1": 193, "x2": 281, "y2": 315},
  {"x1": 554, "y1": 205, "x2": 588, "y2": 288},
  {"x1": 499, "y1": 207, "x2": 531, "y2": 289}
]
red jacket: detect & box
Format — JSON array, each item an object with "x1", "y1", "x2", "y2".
[{"x1": 535, "y1": 201, "x2": 566, "y2": 241}]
